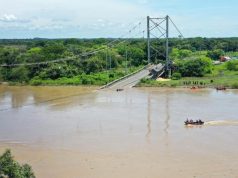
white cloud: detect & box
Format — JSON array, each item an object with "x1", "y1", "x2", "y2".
[
  {"x1": 0, "y1": 14, "x2": 17, "y2": 22},
  {"x1": 29, "y1": 18, "x2": 64, "y2": 30},
  {"x1": 0, "y1": 0, "x2": 236, "y2": 38},
  {"x1": 0, "y1": 0, "x2": 156, "y2": 37}
]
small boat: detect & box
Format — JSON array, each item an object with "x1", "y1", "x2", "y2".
[
  {"x1": 216, "y1": 86, "x2": 226, "y2": 90},
  {"x1": 116, "y1": 88, "x2": 124, "y2": 92},
  {"x1": 184, "y1": 119, "x2": 204, "y2": 125}
]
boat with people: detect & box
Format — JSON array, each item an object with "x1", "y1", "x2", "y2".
[{"x1": 184, "y1": 119, "x2": 204, "y2": 125}]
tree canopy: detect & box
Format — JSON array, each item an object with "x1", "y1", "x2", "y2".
[
  {"x1": 0, "y1": 37, "x2": 237, "y2": 83},
  {"x1": 0, "y1": 149, "x2": 35, "y2": 178},
  {"x1": 174, "y1": 56, "x2": 212, "y2": 77}
]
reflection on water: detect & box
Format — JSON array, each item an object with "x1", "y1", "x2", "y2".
[
  {"x1": 146, "y1": 94, "x2": 151, "y2": 143},
  {"x1": 0, "y1": 86, "x2": 97, "y2": 111},
  {"x1": 11, "y1": 89, "x2": 31, "y2": 108},
  {"x1": 1, "y1": 86, "x2": 238, "y2": 178},
  {"x1": 164, "y1": 93, "x2": 170, "y2": 134},
  {"x1": 164, "y1": 92, "x2": 170, "y2": 147}
]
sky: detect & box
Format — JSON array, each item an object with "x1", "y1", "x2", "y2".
[{"x1": 0, "y1": 0, "x2": 237, "y2": 38}]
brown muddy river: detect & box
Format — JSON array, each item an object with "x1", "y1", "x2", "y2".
[{"x1": 0, "y1": 85, "x2": 238, "y2": 178}]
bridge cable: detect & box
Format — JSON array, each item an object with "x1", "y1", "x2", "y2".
[
  {"x1": 0, "y1": 19, "x2": 146, "y2": 67},
  {"x1": 169, "y1": 17, "x2": 184, "y2": 38}
]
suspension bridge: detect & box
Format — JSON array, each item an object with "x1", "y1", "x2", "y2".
[
  {"x1": 102, "y1": 15, "x2": 183, "y2": 89},
  {"x1": 0, "y1": 15, "x2": 183, "y2": 89}
]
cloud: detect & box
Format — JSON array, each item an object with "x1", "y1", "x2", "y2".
[
  {"x1": 0, "y1": 0, "x2": 155, "y2": 38},
  {"x1": 0, "y1": 0, "x2": 237, "y2": 38},
  {"x1": 29, "y1": 18, "x2": 64, "y2": 30},
  {"x1": 0, "y1": 14, "x2": 17, "y2": 22}
]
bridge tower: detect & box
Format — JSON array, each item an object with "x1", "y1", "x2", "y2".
[{"x1": 147, "y1": 15, "x2": 171, "y2": 78}]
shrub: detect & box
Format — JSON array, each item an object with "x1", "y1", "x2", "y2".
[
  {"x1": 231, "y1": 82, "x2": 238, "y2": 89},
  {"x1": 82, "y1": 77, "x2": 92, "y2": 85},
  {"x1": 0, "y1": 149, "x2": 35, "y2": 178},
  {"x1": 174, "y1": 56, "x2": 212, "y2": 77},
  {"x1": 85, "y1": 56, "x2": 105, "y2": 74},
  {"x1": 172, "y1": 72, "x2": 182, "y2": 80},
  {"x1": 207, "y1": 49, "x2": 224, "y2": 60},
  {"x1": 140, "y1": 78, "x2": 151, "y2": 84},
  {"x1": 109, "y1": 73, "x2": 115, "y2": 78},
  {"x1": 170, "y1": 83, "x2": 178, "y2": 87},
  {"x1": 30, "y1": 76, "x2": 42, "y2": 86},
  {"x1": 9, "y1": 66, "x2": 29, "y2": 82},
  {"x1": 0, "y1": 68, "x2": 3, "y2": 82},
  {"x1": 226, "y1": 61, "x2": 238, "y2": 71}
]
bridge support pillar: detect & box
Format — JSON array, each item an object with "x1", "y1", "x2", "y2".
[{"x1": 146, "y1": 15, "x2": 171, "y2": 78}]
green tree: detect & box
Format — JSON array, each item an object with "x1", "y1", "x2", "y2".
[
  {"x1": 128, "y1": 47, "x2": 146, "y2": 66},
  {"x1": 42, "y1": 43, "x2": 66, "y2": 60},
  {"x1": 171, "y1": 72, "x2": 182, "y2": 80},
  {"x1": 9, "y1": 66, "x2": 29, "y2": 82},
  {"x1": 23, "y1": 47, "x2": 44, "y2": 63},
  {"x1": 39, "y1": 63, "x2": 78, "y2": 80},
  {"x1": 226, "y1": 60, "x2": 238, "y2": 71},
  {"x1": 170, "y1": 48, "x2": 192, "y2": 60},
  {"x1": 175, "y1": 57, "x2": 212, "y2": 77},
  {"x1": 0, "y1": 149, "x2": 35, "y2": 178},
  {"x1": 86, "y1": 56, "x2": 105, "y2": 74},
  {"x1": 0, "y1": 47, "x2": 21, "y2": 65},
  {"x1": 207, "y1": 49, "x2": 224, "y2": 60}
]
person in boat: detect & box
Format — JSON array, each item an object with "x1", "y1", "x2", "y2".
[{"x1": 185, "y1": 119, "x2": 204, "y2": 125}]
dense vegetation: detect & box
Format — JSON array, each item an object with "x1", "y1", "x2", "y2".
[
  {"x1": 139, "y1": 60, "x2": 238, "y2": 89},
  {"x1": 0, "y1": 38, "x2": 148, "y2": 85},
  {"x1": 0, "y1": 149, "x2": 35, "y2": 178},
  {"x1": 0, "y1": 37, "x2": 237, "y2": 85},
  {"x1": 137, "y1": 38, "x2": 238, "y2": 88}
]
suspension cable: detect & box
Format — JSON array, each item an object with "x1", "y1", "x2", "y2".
[
  {"x1": 169, "y1": 17, "x2": 184, "y2": 38},
  {"x1": 0, "y1": 19, "x2": 146, "y2": 67}
]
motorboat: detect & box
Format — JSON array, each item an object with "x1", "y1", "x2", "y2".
[{"x1": 184, "y1": 119, "x2": 204, "y2": 125}]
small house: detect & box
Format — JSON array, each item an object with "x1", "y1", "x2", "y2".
[{"x1": 220, "y1": 56, "x2": 231, "y2": 62}]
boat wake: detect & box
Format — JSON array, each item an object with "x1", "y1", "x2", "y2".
[{"x1": 204, "y1": 120, "x2": 238, "y2": 126}]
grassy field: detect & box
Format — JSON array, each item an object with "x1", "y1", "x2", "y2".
[{"x1": 138, "y1": 62, "x2": 238, "y2": 89}]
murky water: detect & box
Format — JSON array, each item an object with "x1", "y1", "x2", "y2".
[{"x1": 0, "y1": 85, "x2": 238, "y2": 178}]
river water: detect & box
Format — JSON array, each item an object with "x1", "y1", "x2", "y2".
[{"x1": 0, "y1": 86, "x2": 238, "y2": 178}]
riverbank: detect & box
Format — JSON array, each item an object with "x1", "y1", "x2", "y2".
[
  {"x1": 137, "y1": 62, "x2": 238, "y2": 89},
  {"x1": 0, "y1": 66, "x2": 144, "y2": 87},
  {"x1": 2, "y1": 63, "x2": 238, "y2": 89},
  {"x1": 2, "y1": 76, "x2": 238, "y2": 89},
  {"x1": 137, "y1": 76, "x2": 238, "y2": 89}
]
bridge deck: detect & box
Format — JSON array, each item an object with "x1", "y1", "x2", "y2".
[{"x1": 105, "y1": 64, "x2": 163, "y2": 90}]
